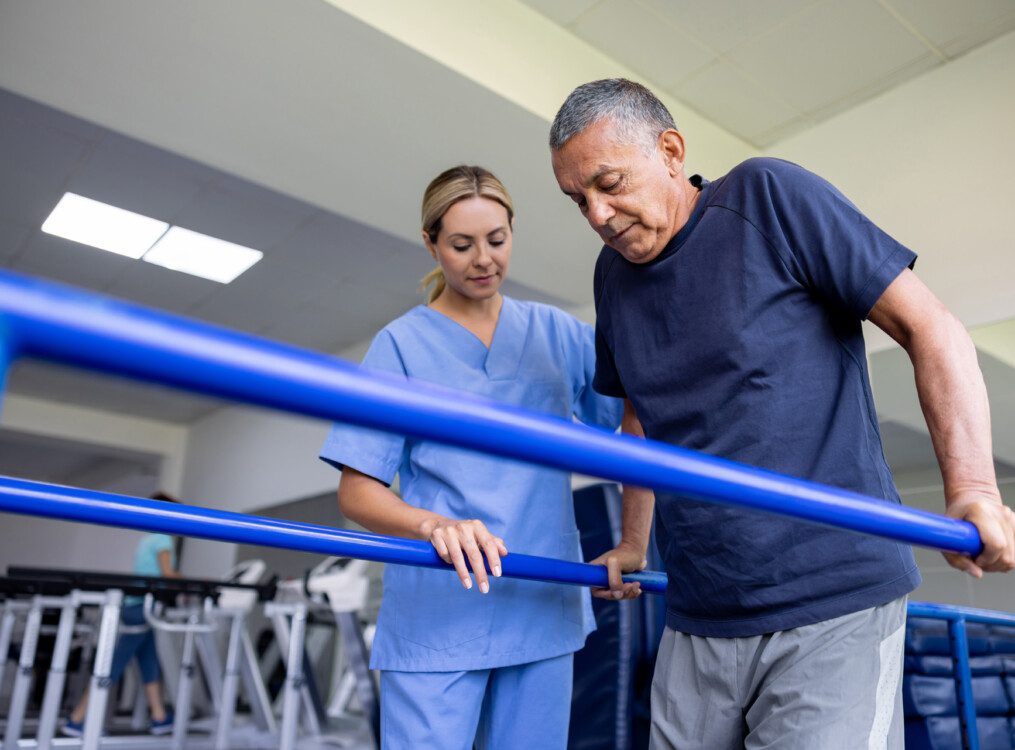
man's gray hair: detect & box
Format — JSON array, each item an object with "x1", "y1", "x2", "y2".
[{"x1": 549, "y1": 78, "x2": 677, "y2": 151}]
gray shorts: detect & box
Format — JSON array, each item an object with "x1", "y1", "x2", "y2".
[{"x1": 650, "y1": 597, "x2": 907, "y2": 750}]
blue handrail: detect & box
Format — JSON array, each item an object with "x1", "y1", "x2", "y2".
[
  {"x1": 0, "y1": 476, "x2": 668, "y2": 593},
  {"x1": 0, "y1": 269, "x2": 983, "y2": 557},
  {"x1": 905, "y1": 602, "x2": 1015, "y2": 750}
]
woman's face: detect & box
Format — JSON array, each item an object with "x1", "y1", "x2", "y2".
[{"x1": 425, "y1": 196, "x2": 512, "y2": 302}]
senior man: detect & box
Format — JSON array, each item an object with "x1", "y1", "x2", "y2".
[{"x1": 550, "y1": 78, "x2": 1015, "y2": 749}]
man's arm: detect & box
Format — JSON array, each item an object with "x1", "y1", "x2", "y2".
[
  {"x1": 590, "y1": 398, "x2": 656, "y2": 599},
  {"x1": 869, "y1": 268, "x2": 1015, "y2": 576}
]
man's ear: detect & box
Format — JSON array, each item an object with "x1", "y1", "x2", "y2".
[{"x1": 658, "y1": 129, "x2": 687, "y2": 177}]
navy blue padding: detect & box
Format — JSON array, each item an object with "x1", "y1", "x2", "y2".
[
  {"x1": 973, "y1": 656, "x2": 1006, "y2": 676},
  {"x1": 570, "y1": 482, "x2": 659, "y2": 750},
  {"x1": 905, "y1": 717, "x2": 1012, "y2": 750},
  {"x1": 973, "y1": 676, "x2": 1011, "y2": 716},
  {"x1": 905, "y1": 655, "x2": 954, "y2": 676},
  {"x1": 1004, "y1": 657, "x2": 1015, "y2": 674},
  {"x1": 992, "y1": 626, "x2": 1015, "y2": 654},
  {"x1": 906, "y1": 619, "x2": 992, "y2": 656},
  {"x1": 1005, "y1": 677, "x2": 1015, "y2": 711},
  {"x1": 909, "y1": 655, "x2": 1007, "y2": 676},
  {"x1": 903, "y1": 675, "x2": 958, "y2": 717}
]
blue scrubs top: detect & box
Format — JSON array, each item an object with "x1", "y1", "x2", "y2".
[{"x1": 320, "y1": 297, "x2": 622, "y2": 672}]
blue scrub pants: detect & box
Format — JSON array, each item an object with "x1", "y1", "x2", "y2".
[
  {"x1": 108, "y1": 604, "x2": 162, "y2": 684},
  {"x1": 380, "y1": 653, "x2": 573, "y2": 750}
]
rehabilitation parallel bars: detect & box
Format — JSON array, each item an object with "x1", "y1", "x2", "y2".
[{"x1": 0, "y1": 268, "x2": 983, "y2": 581}]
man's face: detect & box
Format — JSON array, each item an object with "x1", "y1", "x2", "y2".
[{"x1": 552, "y1": 118, "x2": 685, "y2": 264}]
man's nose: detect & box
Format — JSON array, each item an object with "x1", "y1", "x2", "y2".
[{"x1": 587, "y1": 196, "x2": 615, "y2": 230}]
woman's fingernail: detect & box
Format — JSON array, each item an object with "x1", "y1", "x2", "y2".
[
  {"x1": 464, "y1": 578, "x2": 473, "y2": 590},
  {"x1": 493, "y1": 566, "x2": 502, "y2": 577},
  {"x1": 480, "y1": 582, "x2": 489, "y2": 594}
]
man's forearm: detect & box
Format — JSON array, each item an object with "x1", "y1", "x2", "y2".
[
  {"x1": 619, "y1": 484, "x2": 655, "y2": 553},
  {"x1": 907, "y1": 312, "x2": 1001, "y2": 506},
  {"x1": 620, "y1": 397, "x2": 655, "y2": 552}
]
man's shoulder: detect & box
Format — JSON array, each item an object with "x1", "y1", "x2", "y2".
[{"x1": 723, "y1": 157, "x2": 813, "y2": 188}]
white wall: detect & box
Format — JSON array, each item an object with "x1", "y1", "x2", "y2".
[
  {"x1": 1, "y1": 393, "x2": 188, "y2": 493},
  {"x1": 178, "y1": 404, "x2": 341, "y2": 577},
  {"x1": 0, "y1": 394, "x2": 186, "y2": 572}
]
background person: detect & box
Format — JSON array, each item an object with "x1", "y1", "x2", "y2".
[{"x1": 62, "y1": 492, "x2": 181, "y2": 737}]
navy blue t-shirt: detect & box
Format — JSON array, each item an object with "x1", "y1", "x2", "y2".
[{"x1": 593, "y1": 157, "x2": 921, "y2": 637}]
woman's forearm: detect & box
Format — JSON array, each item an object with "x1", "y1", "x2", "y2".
[{"x1": 338, "y1": 467, "x2": 446, "y2": 540}]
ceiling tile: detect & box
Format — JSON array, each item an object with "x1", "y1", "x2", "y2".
[
  {"x1": 518, "y1": 0, "x2": 603, "y2": 27},
  {"x1": 638, "y1": 0, "x2": 818, "y2": 55},
  {"x1": 102, "y1": 260, "x2": 219, "y2": 313},
  {"x1": 671, "y1": 61, "x2": 803, "y2": 146},
  {"x1": 885, "y1": 0, "x2": 1015, "y2": 57},
  {"x1": 751, "y1": 115, "x2": 817, "y2": 148},
  {"x1": 725, "y1": 0, "x2": 932, "y2": 114},
  {"x1": 0, "y1": 107, "x2": 90, "y2": 226},
  {"x1": 11, "y1": 232, "x2": 135, "y2": 290},
  {"x1": 571, "y1": 0, "x2": 715, "y2": 89},
  {"x1": 170, "y1": 179, "x2": 317, "y2": 253},
  {"x1": 67, "y1": 132, "x2": 214, "y2": 223},
  {"x1": 0, "y1": 220, "x2": 32, "y2": 263},
  {"x1": 802, "y1": 52, "x2": 938, "y2": 122}
]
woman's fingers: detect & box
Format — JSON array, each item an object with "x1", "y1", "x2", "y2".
[
  {"x1": 481, "y1": 536, "x2": 503, "y2": 579},
  {"x1": 437, "y1": 528, "x2": 473, "y2": 590},
  {"x1": 461, "y1": 534, "x2": 490, "y2": 593},
  {"x1": 429, "y1": 519, "x2": 506, "y2": 592}
]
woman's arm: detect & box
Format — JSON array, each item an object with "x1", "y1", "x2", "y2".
[{"x1": 339, "y1": 466, "x2": 508, "y2": 593}]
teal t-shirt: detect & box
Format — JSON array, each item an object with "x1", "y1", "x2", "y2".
[{"x1": 134, "y1": 533, "x2": 175, "y2": 577}]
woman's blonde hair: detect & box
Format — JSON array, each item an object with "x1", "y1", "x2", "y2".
[{"x1": 419, "y1": 165, "x2": 515, "y2": 303}]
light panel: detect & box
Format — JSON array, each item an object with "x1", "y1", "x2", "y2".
[
  {"x1": 41, "y1": 193, "x2": 169, "y2": 259},
  {"x1": 143, "y1": 227, "x2": 262, "y2": 283}
]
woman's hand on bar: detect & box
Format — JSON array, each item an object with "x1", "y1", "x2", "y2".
[{"x1": 424, "y1": 517, "x2": 507, "y2": 594}]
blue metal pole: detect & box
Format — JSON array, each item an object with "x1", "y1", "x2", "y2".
[
  {"x1": 949, "y1": 617, "x2": 980, "y2": 750},
  {"x1": 0, "y1": 270, "x2": 983, "y2": 556},
  {"x1": 908, "y1": 601, "x2": 1015, "y2": 629},
  {"x1": 0, "y1": 476, "x2": 668, "y2": 594}
]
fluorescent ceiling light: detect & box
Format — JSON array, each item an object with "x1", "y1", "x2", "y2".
[
  {"x1": 143, "y1": 227, "x2": 263, "y2": 283},
  {"x1": 41, "y1": 193, "x2": 169, "y2": 259}
]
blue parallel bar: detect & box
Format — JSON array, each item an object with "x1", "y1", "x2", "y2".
[
  {"x1": 0, "y1": 270, "x2": 983, "y2": 557},
  {"x1": 949, "y1": 619, "x2": 980, "y2": 750},
  {"x1": 0, "y1": 476, "x2": 668, "y2": 594}
]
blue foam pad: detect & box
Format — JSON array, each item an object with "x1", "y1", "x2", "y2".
[
  {"x1": 905, "y1": 655, "x2": 954, "y2": 676},
  {"x1": 972, "y1": 676, "x2": 1011, "y2": 716},
  {"x1": 906, "y1": 621, "x2": 992, "y2": 656},
  {"x1": 905, "y1": 716, "x2": 1011, "y2": 750},
  {"x1": 903, "y1": 675, "x2": 957, "y2": 717}
]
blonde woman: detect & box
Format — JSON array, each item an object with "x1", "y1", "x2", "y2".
[{"x1": 320, "y1": 166, "x2": 623, "y2": 749}]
